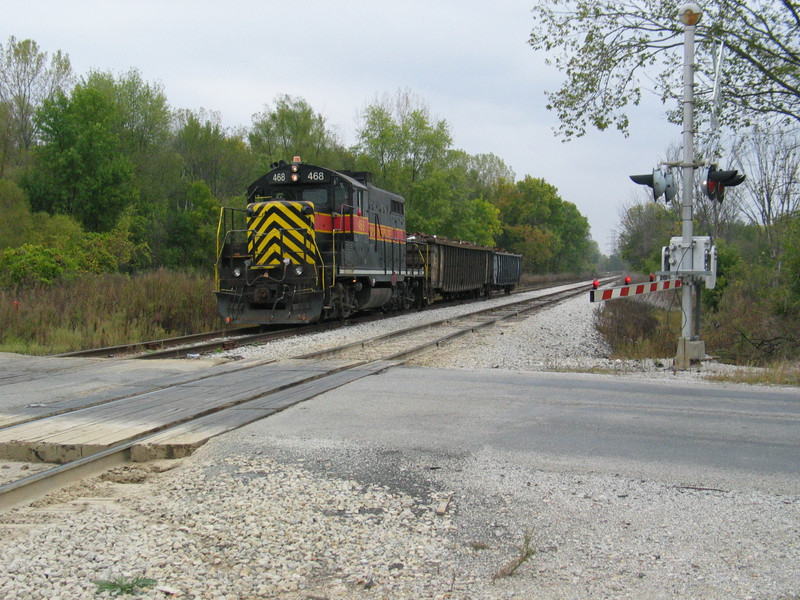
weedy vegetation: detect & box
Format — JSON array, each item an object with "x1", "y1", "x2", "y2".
[
  {"x1": 491, "y1": 530, "x2": 536, "y2": 582},
  {"x1": 0, "y1": 270, "x2": 222, "y2": 354},
  {"x1": 92, "y1": 575, "x2": 157, "y2": 596},
  {"x1": 594, "y1": 294, "x2": 800, "y2": 386}
]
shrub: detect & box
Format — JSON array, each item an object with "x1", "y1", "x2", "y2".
[{"x1": 0, "y1": 243, "x2": 78, "y2": 287}]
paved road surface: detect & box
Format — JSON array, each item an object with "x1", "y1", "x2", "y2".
[{"x1": 220, "y1": 366, "x2": 800, "y2": 494}]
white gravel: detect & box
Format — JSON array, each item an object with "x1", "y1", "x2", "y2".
[
  {"x1": 0, "y1": 290, "x2": 797, "y2": 599},
  {"x1": 221, "y1": 287, "x2": 749, "y2": 382}
]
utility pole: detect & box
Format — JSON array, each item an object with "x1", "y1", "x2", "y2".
[{"x1": 675, "y1": 2, "x2": 704, "y2": 369}]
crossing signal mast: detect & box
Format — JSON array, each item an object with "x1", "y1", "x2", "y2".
[{"x1": 595, "y1": 2, "x2": 746, "y2": 369}]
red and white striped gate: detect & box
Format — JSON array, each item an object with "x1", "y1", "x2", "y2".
[{"x1": 589, "y1": 278, "x2": 682, "y2": 303}]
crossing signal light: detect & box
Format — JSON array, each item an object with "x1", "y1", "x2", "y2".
[
  {"x1": 703, "y1": 165, "x2": 745, "y2": 203},
  {"x1": 629, "y1": 169, "x2": 677, "y2": 202}
]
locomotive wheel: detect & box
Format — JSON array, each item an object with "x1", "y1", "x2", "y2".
[
  {"x1": 331, "y1": 283, "x2": 355, "y2": 320},
  {"x1": 402, "y1": 288, "x2": 415, "y2": 310}
]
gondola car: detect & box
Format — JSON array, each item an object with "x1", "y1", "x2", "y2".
[{"x1": 214, "y1": 158, "x2": 521, "y2": 325}]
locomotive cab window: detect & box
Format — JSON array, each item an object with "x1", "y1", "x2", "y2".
[
  {"x1": 301, "y1": 188, "x2": 329, "y2": 208},
  {"x1": 351, "y1": 189, "x2": 363, "y2": 213},
  {"x1": 333, "y1": 182, "x2": 350, "y2": 210}
]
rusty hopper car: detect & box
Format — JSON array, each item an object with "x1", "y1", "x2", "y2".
[
  {"x1": 406, "y1": 234, "x2": 520, "y2": 301},
  {"x1": 491, "y1": 251, "x2": 523, "y2": 294},
  {"x1": 407, "y1": 234, "x2": 491, "y2": 302}
]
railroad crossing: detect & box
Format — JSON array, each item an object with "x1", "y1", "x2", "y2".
[{"x1": 0, "y1": 353, "x2": 395, "y2": 464}]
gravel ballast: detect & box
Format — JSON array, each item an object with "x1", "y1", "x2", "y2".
[{"x1": 1, "y1": 292, "x2": 798, "y2": 599}]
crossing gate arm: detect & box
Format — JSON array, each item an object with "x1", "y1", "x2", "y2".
[{"x1": 589, "y1": 278, "x2": 682, "y2": 302}]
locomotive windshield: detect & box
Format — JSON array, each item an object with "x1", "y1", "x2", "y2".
[
  {"x1": 246, "y1": 162, "x2": 363, "y2": 210},
  {"x1": 264, "y1": 185, "x2": 345, "y2": 210}
]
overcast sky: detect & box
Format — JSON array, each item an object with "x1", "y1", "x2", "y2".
[{"x1": 3, "y1": 0, "x2": 683, "y2": 254}]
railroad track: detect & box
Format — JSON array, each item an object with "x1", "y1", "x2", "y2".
[
  {"x1": 0, "y1": 279, "x2": 605, "y2": 511},
  {"x1": 51, "y1": 281, "x2": 583, "y2": 360},
  {"x1": 299, "y1": 284, "x2": 593, "y2": 364}
]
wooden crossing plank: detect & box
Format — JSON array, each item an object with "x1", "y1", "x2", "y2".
[
  {"x1": 131, "y1": 360, "x2": 399, "y2": 461},
  {"x1": 0, "y1": 355, "x2": 245, "y2": 427},
  {"x1": 0, "y1": 358, "x2": 366, "y2": 463}
]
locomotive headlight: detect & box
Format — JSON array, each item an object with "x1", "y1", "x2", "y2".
[
  {"x1": 293, "y1": 265, "x2": 304, "y2": 276},
  {"x1": 233, "y1": 268, "x2": 242, "y2": 277}
]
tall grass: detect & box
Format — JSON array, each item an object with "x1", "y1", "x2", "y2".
[
  {"x1": 593, "y1": 297, "x2": 681, "y2": 359},
  {"x1": 594, "y1": 296, "x2": 800, "y2": 385},
  {"x1": 0, "y1": 269, "x2": 223, "y2": 355}
]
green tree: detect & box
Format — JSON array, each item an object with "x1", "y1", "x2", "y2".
[
  {"x1": 403, "y1": 162, "x2": 503, "y2": 245},
  {"x1": 494, "y1": 177, "x2": 584, "y2": 272},
  {"x1": 776, "y1": 213, "x2": 800, "y2": 316},
  {"x1": 357, "y1": 90, "x2": 514, "y2": 244},
  {"x1": 528, "y1": 0, "x2": 800, "y2": 140},
  {"x1": 615, "y1": 200, "x2": 679, "y2": 272},
  {"x1": 0, "y1": 100, "x2": 13, "y2": 177},
  {"x1": 250, "y1": 95, "x2": 344, "y2": 170},
  {"x1": 731, "y1": 121, "x2": 800, "y2": 259},
  {"x1": 0, "y1": 243, "x2": 78, "y2": 288},
  {"x1": 0, "y1": 36, "x2": 73, "y2": 172},
  {"x1": 547, "y1": 199, "x2": 594, "y2": 272},
  {"x1": 161, "y1": 181, "x2": 220, "y2": 270},
  {"x1": 0, "y1": 178, "x2": 33, "y2": 249},
  {"x1": 85, "y1": 70, "x2": 179, "y2": 207},
  {"x1": 174, "y1": 109, "x2": 254, "y2": 199},
  {"x1": 355, "y1": 89, "x2": 452, "y2": 197},
  {"x1": 27, "y1": 81, "x2": 136, "y2": 232}
]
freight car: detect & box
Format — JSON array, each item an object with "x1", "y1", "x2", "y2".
[
  {"x1": 406, "y1": 234, "x2": 521, "y2": 304},
  {"x1": 214, "y1": 158, "x2": 521, "y2": 325}
]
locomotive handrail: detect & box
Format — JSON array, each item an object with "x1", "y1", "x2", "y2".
[
  {"x1": 367, "y1": 209, "x2": 391, "y2": 274},
  {"x1": 215, "y1": 206, "x2": 225, "y2": 290}
]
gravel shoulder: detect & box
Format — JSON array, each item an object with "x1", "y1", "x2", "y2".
[{"x1": 1, "y1": 293, "x2": 798, "y2": 599}]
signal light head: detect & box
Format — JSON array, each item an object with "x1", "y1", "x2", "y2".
[
  {"x1": 630, "y1": 168, "x2": 677, "y2": 202},
  {"x1": 592, "y1": 279, "x2": 599, "y2": 289},
  {"x1": 624, "y1": 276, "x2": 631, "y2": 284},
  {"x1": 703, "y1": 165, "x2": 746, "y2": 203}
]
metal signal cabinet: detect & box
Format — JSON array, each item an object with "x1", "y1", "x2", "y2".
[{"x1": 660, "y1": 236, "x2": 717, "y2": 289}]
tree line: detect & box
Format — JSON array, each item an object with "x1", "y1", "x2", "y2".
[{"x1": 0, "y1": 37, "x2": 600, "y2": 288}]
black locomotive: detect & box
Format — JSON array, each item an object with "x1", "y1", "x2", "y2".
[{"x1": 214, "y1": 158, "x2": 521, "y2": 325}]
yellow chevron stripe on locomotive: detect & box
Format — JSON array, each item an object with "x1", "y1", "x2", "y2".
[{"x1": 247, "y1": 201, "x2": 317, "y2": 266}]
